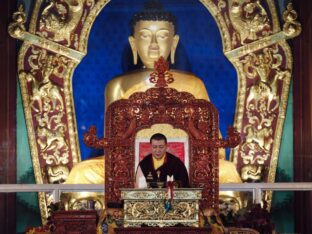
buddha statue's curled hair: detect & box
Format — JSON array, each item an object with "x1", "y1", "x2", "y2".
[{"x1": 130, "y1": 0, "x2": 177, "y2": 35}]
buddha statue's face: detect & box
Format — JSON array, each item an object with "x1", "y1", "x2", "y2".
[{"x1": 129, "y1": 20, "x2": 179, "y2": 69}]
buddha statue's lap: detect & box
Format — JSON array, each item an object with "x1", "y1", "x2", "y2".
[
  {"x1": 65, "y1": 0, "x2": 241, "y2": 192},
  {"x1": 66, "y1": 157, "x2": 241, "y2": 184},
  {"x1": 65, "y1": 156, "x2": 105, "y2": 184}
]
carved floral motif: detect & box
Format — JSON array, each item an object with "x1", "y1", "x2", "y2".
[
  {"x1": 238, "y1": 44, "x2": 290, "y2": 181},
  {"x1": 124, "y1": 201, "x2": 198, "y2": 227},
  {"x1": 229, "y1": 0, "x2": 272, "y2": 45},
  {"x1": 39, "y1": 0, "x2": 85, "y2": 46},
  {"x1": 282, "y1": 3, "x2": 302, "y2": 38},
  {"x1": 7, "y1": 5, "x2": 26, "y2": 38},
  {"x1": 19, "y1": 47, "x2": 71, "y2": 183}
]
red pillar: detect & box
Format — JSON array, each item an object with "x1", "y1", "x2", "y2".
[
  {"x1": 293, "y1": 1, "x2": 312, "y2": 233},
  {"x1": 0, "y1": 0, "x2": 17, "y2": 233}
]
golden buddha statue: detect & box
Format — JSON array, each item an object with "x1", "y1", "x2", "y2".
[{"x1": 65, "y1": 1, "x2": 241, "y2": 191}]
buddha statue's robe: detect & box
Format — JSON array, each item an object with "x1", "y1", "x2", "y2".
[{"x1": 65, "y1": 69, "x2": 242, "y2": 184}]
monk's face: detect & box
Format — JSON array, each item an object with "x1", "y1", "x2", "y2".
[
  {"x1": 151, "y1": 139, "x2": 167, "y2": 160},
  {"x1": 131, "y1": 20, "x2": 176, "y2": 68}
]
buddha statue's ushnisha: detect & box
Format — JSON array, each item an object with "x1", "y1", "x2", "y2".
[{"x1": 65, "y1": 1, "x2": 241, "y2": 186}]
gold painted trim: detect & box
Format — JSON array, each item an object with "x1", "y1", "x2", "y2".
[
  {"x1": 79, "y1": 0, "x2": 111, "y2": 52},
  {"x1": 230, "y1": 61, "x2": 247, "y2": 164},
  {"x1": 225, "y1": 31, "x2": 290, "y2": 59},
  {"x1": 64, "y1": 63, "x2": 80, "y2": 164},
  {"x1": 18, "y1": 43, "x2": 44, "y2": 185},
  {"x1": 13, "y1": 31, "x2": 85, "y2": 62},
  {"x1": 18, "y1": 42, "x2": 47, "y2": 222},
  {"x1": 265, "y1": 41, "x2": 293, "y2": 209},
  {"x1": 267, "y1": 40, "x2": 293, "y2": 184},
  {"x1": 38, "y1": 192, "x2": 48, "y2": 223},
  {"x1": 29, "y1": 0, "x2": 42, "y2": 34},
  {"x1": 200, "y1": 0, "x2": 232, "y2": 52},
  {"x1": 266, "y1": 0, "x2": 281, "y2": 33}
]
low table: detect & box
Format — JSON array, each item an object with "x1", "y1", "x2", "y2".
[{"x1": 120, "y1": 188, "x2": 202, "y2": 228}]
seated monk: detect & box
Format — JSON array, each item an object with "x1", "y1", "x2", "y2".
[
  {"x1": 136, "y1": 133, "x2": 190, "y2": 188},
  {"x1": 65, "y1": 1, "x2": 241, "y2": 188}
]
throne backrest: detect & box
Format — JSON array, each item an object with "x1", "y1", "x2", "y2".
[{"x1": 104, "y1": 87, "x2": 220, "y2": 210}]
